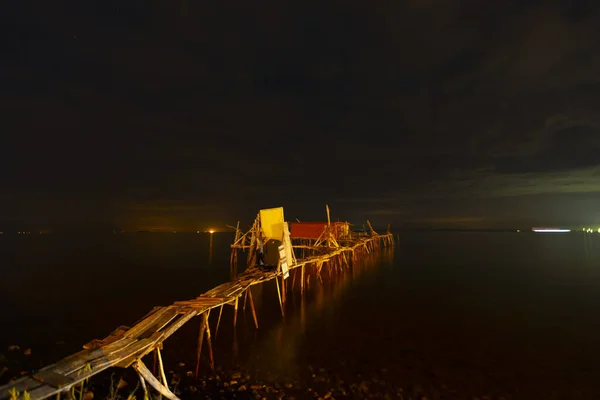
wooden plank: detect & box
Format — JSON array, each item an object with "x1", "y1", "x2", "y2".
[
  {"x1": 128, "y1": 306, "x2": 162, "y2": 328},
  {"x1": 110, "y1": 325, "x2": 130, "y2": 336},
  {"x1": 23, "y1": 339, "x2": 153, "y2": 400},
  {"x1": 82, "y1": 339, "x2": 103, "y2": 350},
  {"x1": 0, "y1": 377, "x2": 44, "y2": 397},
  {"x1": 56, "y1": 338, "x2": 138, "y2": 375},
  {"x1": 156, "y1": 310, "x2": 197, "y2": 342},
  {"x1": 103, "y1": 338, "x2": 155, "y2": 368},
  {"x1": 32, "y1": 371, "x2": 75, "y2": 389},
  {"x1": 123, "y1": 307, "x2": 172, "y2": 339},
  {"x1": 119, "y1": 311, "x2": 199, "y2": 369},
  {"x1": 83, "y1": 325, "x2": 130, "y2": 349},
  {"x1": 174, "y1": 297, "x2": 228, "y2": 307},
  {"x1": 196, "y1": 295, "x2": 229, "y2": 301},
  {"x1": 138, "y1": 308, "x2": 180, "y2": 339},
  {"x1": 173, "y1": 304, "x2": 209, "y2": 313}
]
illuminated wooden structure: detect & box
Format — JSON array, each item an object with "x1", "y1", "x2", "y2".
[{"x1": 0, "y1": 206, "x2": 394, "y2": 400}]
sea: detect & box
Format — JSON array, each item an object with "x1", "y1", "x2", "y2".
[{"x1": 2, "y1": 231, "x2": 600, "y2": 398}]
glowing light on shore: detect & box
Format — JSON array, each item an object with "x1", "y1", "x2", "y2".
[
  {"x1": 209, "y1": 230, "x2": 215, "y2": 234},
  {"x1": 532, "y1": 228, "x2": 571, "y2": 233}
]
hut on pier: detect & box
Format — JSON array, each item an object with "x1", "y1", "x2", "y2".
[{"x1": 290, "y1": 221, "x2": 350, "y2": 240}]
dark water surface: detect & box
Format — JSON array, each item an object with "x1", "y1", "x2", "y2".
[{"x1": 2, "y1": 232, "x2": 600, "y2": 398}]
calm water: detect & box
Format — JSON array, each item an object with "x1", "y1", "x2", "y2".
[{"x1": 2, "y1": 232, "x2": 600, "y2": 398}]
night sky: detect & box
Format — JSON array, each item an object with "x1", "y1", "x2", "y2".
[{"x1": 2, "y1": 0, "x2": 600, "y2": 231}]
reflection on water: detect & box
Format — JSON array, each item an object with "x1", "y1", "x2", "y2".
[
  {"x1": 193, "y1": 248, "x2": 396, "y2": 381},
  {"x1": 583, "y1": 232, "x2": 600, "y2": 262},
  {"x1": 208, "y1": 232, "x2": 214, "y2": 264},
  {"x1": 252, "y1": 248, "x2": 395, "y2": 376}
]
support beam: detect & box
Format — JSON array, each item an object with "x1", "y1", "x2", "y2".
[
  {"x1": 195, "y1": 315, "x2": 207, "y2": 380},
  {"x1": 248, "y1": 288, "x2": 259, "y2": 329},
  {"x1": 214, "y1": 304, "x2": 224, "y2": 339},
  {"x1": 203, "y1": 313, "x2": 214, "y2": 372},
  {"x1": 135, "y1": 368, "x2": 149, "y2": 400},
  {"x1": 275, "y1": 276, "x2": 284, "y2": 317},
  {"x1": 133, "y1": 360, "x2": 180, "y2": 400},
  {"x1": 233, "y1": 297, "x2": 239, "y2": 328},
  {"x1": 156, "y1": 347, "x2": 168, "y2": 387}
]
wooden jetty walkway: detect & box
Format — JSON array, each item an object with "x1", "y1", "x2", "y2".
[{"x1": 1, "y1": 206, "x2": 394, "y2": 400}]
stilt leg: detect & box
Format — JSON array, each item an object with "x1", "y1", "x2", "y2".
[
  {"x1": 292, "y1": 268, "x2": 297, "y2": 291},
  {"x1": 153, "y1": 348, "x2": 158, "y2": 375},
  {"x1": 248, "y1": 288, "x2": 259, "y2": 329},
  {"x1": 203, "y1": 313, "x2": 214, "y2": 372},
  {"x1": 275, "y1": 276, "x2": 284, "y2": 317},
  {"x1": 215, "y1": 304, "x2": 224, "y2": 339},
  {"x1": 136, "y1": 370, "x2": 149, "y2": 400},
  {"x1": 281, "y1": 275, "x2": 286, "y2": 305},
  {"x1": 157, "y1": 346, "x2": 168, "y2": 387},
  {"x1": 195, "y1": 314, "x2": 207, "y2": 379},
  {"x1": 233, "y1": 297, "x2": 239, "y2": 328}
]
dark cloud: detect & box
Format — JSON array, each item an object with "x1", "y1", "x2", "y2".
[{"x1": 2, "y1": 0, "x2": 600, "y2": 229}]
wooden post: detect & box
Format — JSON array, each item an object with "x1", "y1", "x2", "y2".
[
  {"x1": 275, "y1": 276, "x2": 284, "y2": 317},
  {"x1": 229, "y1": 249, "x2": 237, "y2": 280},
  {"x1": 233, "y1": 297, "x2": 239, "y2": 328},
  {"x1": 136, "y1": 369, "x2": 149, "y2": 400},
  {"x1": 153, "y1": 347, "x2": 157, "y2": 375},
  {"x1": 203, "y1": 313, "x2": 214, "y2": 372},
  {"x1": 195, "y1": 314, "x2": 207, "y2": 379},
  {"x1": 156, "y1": 346, "x2": 168, "y2": 387},
  {"x1": 281, "y1": 275, "x2": 286, "y2": 305},
  {"x1": 248, "y1": 288, "x2": 259, "y2": 329},
  {"x1": 214, "y1": 304, "x2": 224, "y2": 339}
]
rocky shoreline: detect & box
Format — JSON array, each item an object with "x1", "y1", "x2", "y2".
[{"x1": 2, "y1": 345, "x2": 510, "y2": 400}]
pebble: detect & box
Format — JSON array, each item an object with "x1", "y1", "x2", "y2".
[{"x1": 82, "y1": 392, "x2": 94, "y2": 400}]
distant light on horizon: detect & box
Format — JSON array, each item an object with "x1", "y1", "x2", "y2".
[{"x1": 532, "y1": 228, "x2": 571, "y2": 233}]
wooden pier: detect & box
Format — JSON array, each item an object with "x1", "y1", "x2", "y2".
[{"x1": 0, "y1": 207, "x2": 394, "y2": 400}]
